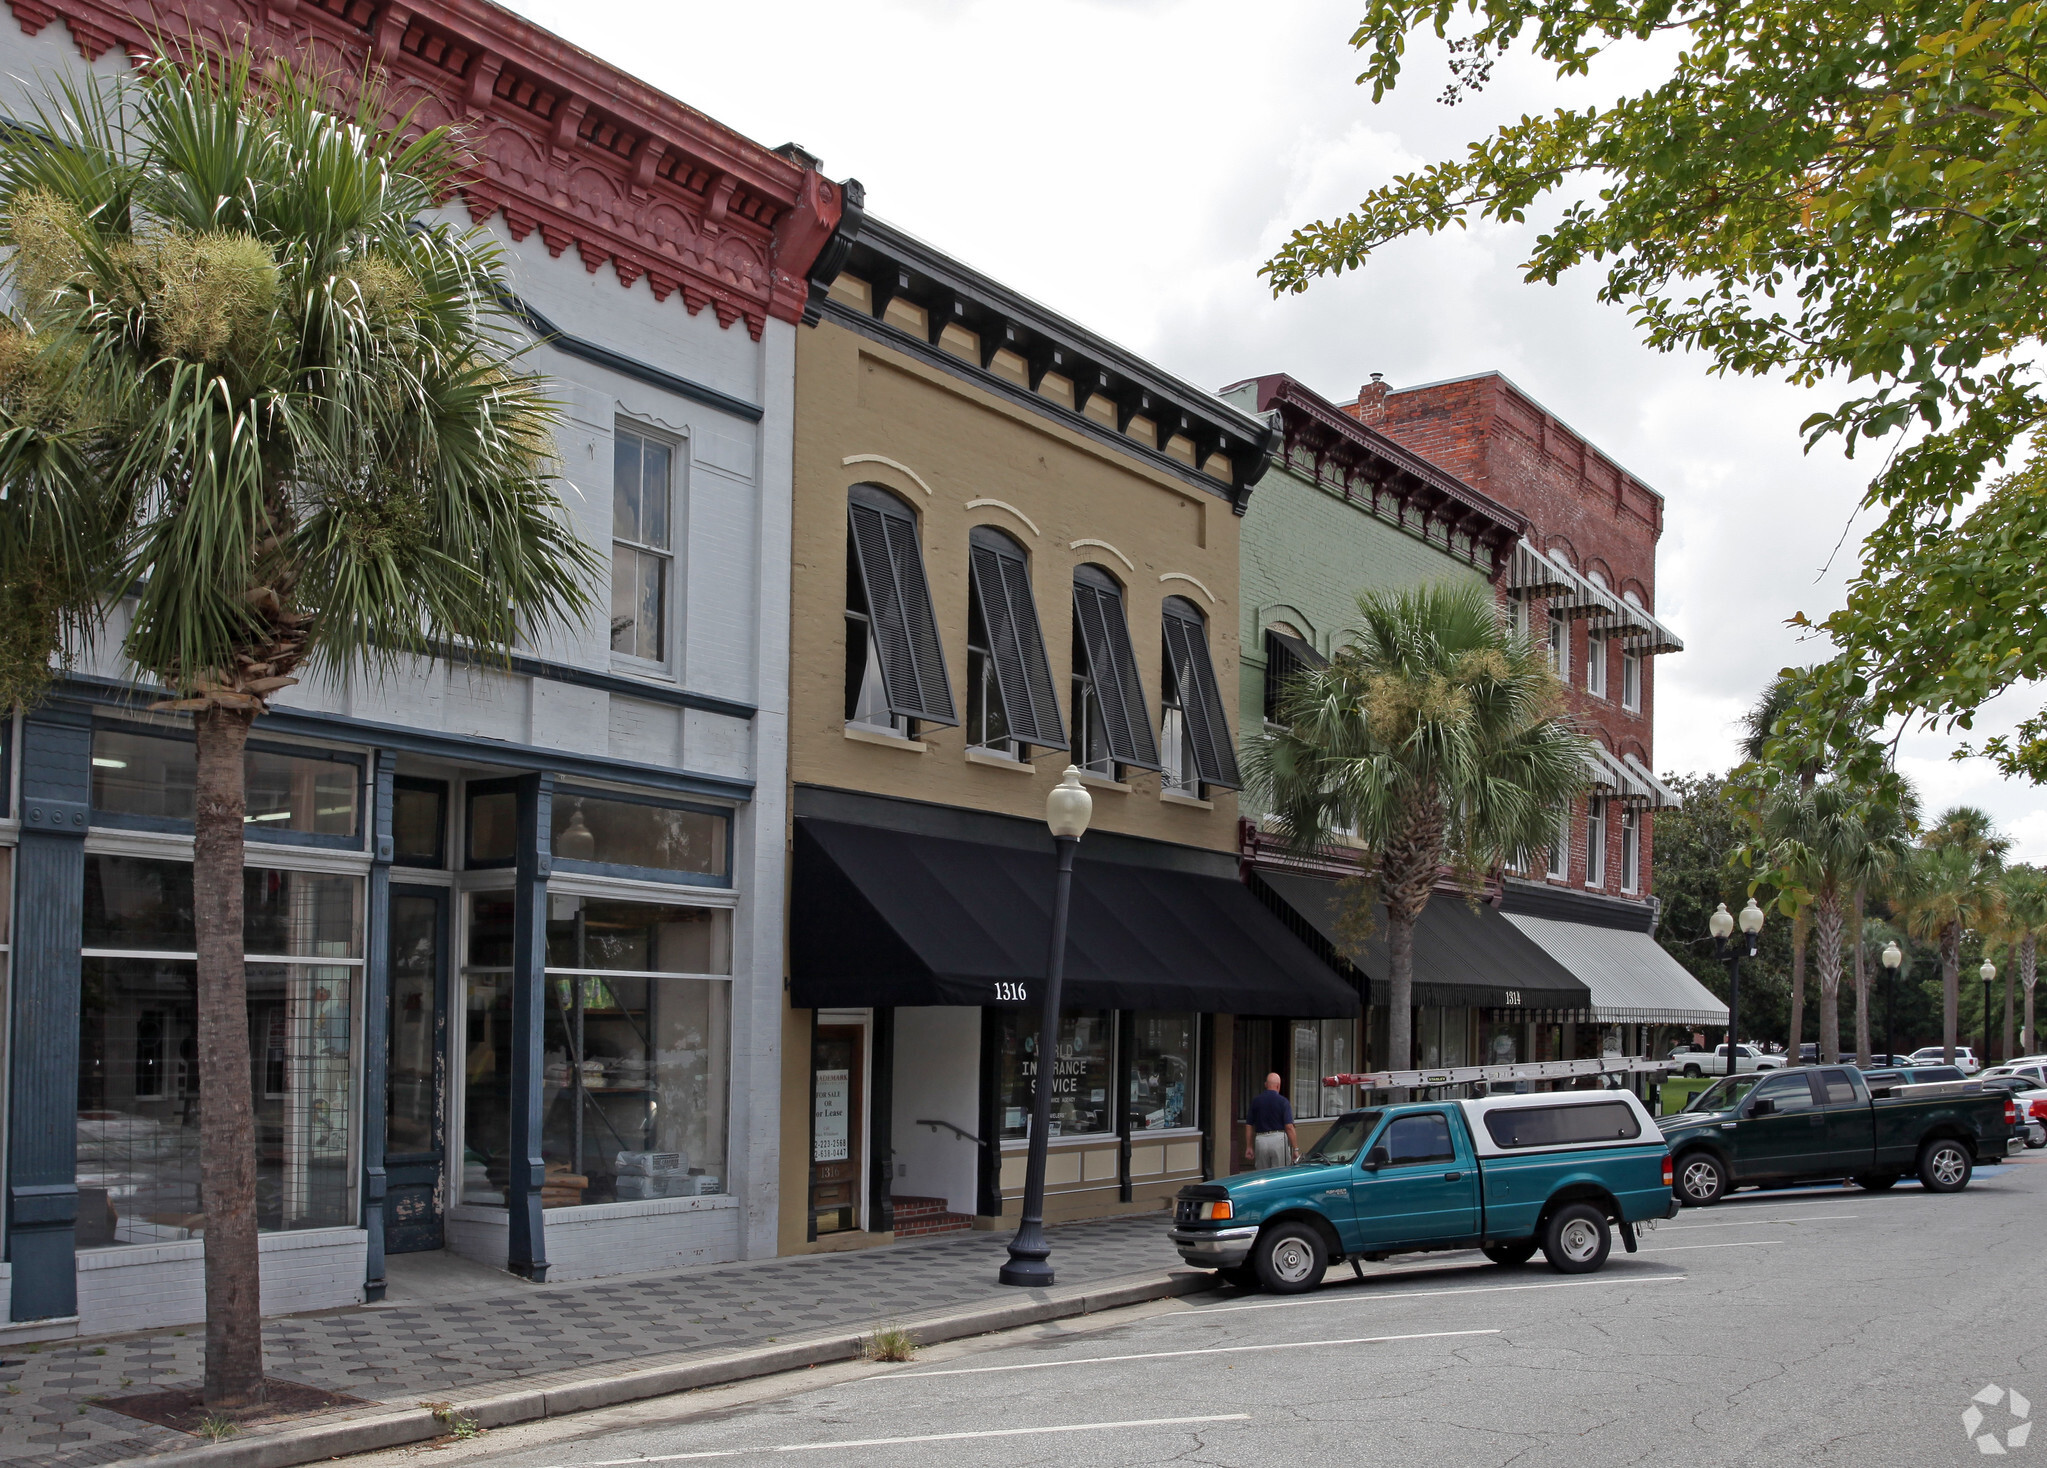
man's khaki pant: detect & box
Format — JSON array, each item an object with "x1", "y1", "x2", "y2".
[{"x1": 1253, "y1": 1131, "x2": 1291, "y2": 1171}]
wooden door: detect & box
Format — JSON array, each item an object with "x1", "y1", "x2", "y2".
[{"x1": 809, "y1": 1024, "x2": 864, "y2": 1236}]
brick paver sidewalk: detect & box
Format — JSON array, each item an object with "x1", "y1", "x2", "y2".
[{"x1": 0, "y1": 1214, "x2": 1183, "y2": 1467}]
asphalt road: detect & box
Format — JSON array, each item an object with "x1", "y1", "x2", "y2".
[{"x1": 357, "y1": 1155, "x2": 2046, "y2": 1468}]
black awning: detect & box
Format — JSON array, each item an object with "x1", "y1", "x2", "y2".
[
  {"x1": 792, "y1": 818, "x2": 1360, "y2": 1017},
  {"x1": 1254, "y1": 871, "x2": 1589, "y2": 1010}
]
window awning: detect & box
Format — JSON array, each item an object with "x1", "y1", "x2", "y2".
[
  {"x1": 792, "y1": 819, "x2": 1360, "y2": 1016},
  {"x1": 1500, "y1": 913, "x2": 1729, "y2": 1026},
  {"x1": 1254, "y1": 871, "x2": 1589, "y2": 1011}
]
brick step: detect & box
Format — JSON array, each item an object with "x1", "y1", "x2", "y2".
[
  {"x1": 889, "y1": 1196, "x2": 974, "y2": 1236},
  {"x1": 888, "y1": 1195, "x2": 953, "y2": 1218}
]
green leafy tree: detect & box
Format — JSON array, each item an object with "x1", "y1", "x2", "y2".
[
  {"x1": 1248, "y1": 583, "x2": 1589, "y2": 1085},
  {"x1": 1262, "y1": 0, "x2": 2047, "y2": 774},
  {"x1": 0, "y1": 53, "x2": 597, "y2": 1404}
]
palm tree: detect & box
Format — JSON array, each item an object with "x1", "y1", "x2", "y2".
[
  {"x1": 0, "y1": 53, "x2": 596, "y2": 1405},
  {"x1": 1759, "y1": 783, "x2": 1909, "y2": 1064},
  {"x1": 1897, "y1": 830, "x2": 2006, "y2": 1065},
  {"x1": 1997, "y1": 866, "x2": 2047, "y2": 1053},
  {"x1": 1853, "y1": 784, "x2": 1919, "y2": 1064},
  {"x1": 1249, "y1": 582, "x2": 1590, "y2": 1087},
  {"x1": 1738, "y1": 670, "x2": 1824, "y2": 1061}
]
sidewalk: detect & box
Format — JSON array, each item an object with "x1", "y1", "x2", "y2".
[{"x1": 0, "y1": 1215, "x2": 1194, "y2": 1468}]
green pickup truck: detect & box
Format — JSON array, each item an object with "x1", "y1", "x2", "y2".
[
  {"x1": 1169, "y1": 1091, "x2": 1676, "y2": 1293},
  {"x1": 1660, "y1": 1065, "x2": 2019, "y2": 1205}
]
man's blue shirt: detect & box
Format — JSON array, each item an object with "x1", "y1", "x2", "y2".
[{"x1": 1247, "y1": 1090, "x2": 1294, "y2": 1133}]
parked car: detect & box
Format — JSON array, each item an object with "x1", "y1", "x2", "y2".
[
  {"x1": 1981, "y1": 1062, "x2": 2047, "y2": 1088},
  {"x1": 1908, "y1": 1045, "x2": 1981, "y2": 1075},
  {"x1": 2013, "y1": 1090, "x2": 2047, "y2": 1149},
  {"x1": 1670, "y1": 1044, "x2": 1784, "y2": 1076},
  {"x1": 1168, "y1": 1091, "x2": 1677, "y2": 1292},
  {"x1": 1860, "y1": 1066, "x2": 1966, "y2": 1094},
  {"x1": 1660, "y1": 1064, "x2": 2017, "y2": 1205}
]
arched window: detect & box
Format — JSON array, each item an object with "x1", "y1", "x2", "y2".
[
  {"x1": 1160, "y1": 596, "x2": 1240, "y2": 793},
  {"x1": 845, "y1": 484, "x2": 956, "y2": 732},
  {"x1": 1261, "y1": 620, "x2": 1326, "y2": 725},
  {"x1": 1070, "y1": 565, "x2": 1158, "y2": 775},
  {"x1": 966, "y1": 527, "x2": 1065, "y2": 755}
]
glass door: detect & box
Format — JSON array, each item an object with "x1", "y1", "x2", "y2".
[
  {"x1": 385, "y1": 887, "x2": 448, "y2": 1252},
  {"x1": 809, "y1": 1023, "x2": 865, "y2": 1236}
]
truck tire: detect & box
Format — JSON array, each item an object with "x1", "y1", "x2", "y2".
[
  {"x1": 1253, "y1": 1222, "x2": 1328, "y2": 1294},
  {"x1": 1674, "y1": 1152, "x2": 1728, "y2": 1207},
  {"x1": 1917, "y1": 1138, "x2": 1974, "y2": 1193},
  {"x1": 1482, "y1": 1240, "x2": 1538, "y2": 1267},
  {"x1": 1541, "y1": 1203, "x2": 1612, "y2": 1274},
  {"x1": 1682, "y1": 1064, "x2": 1702, "y2": 1077},
  {"x1": 1853, "y1": 1174, "x2": 1900, "y2": 1191}
]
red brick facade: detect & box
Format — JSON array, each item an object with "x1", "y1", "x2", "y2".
[{"x1": 1347, "y1": 372, "x2": 1668, "y2": 904}]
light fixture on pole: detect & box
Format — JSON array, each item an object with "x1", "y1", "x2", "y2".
[
  {"x1": 1882, "y1": 940, "x2": 1903, "y2": 1063},
  {"x1": 1981, "y1": 958, "x2": 1998, "y2": 1068},
  {"x1": 1000, "y1": 766, "x2": 1093, "y2": 1288},
  {"x1": 1709, "y1": 900, "x2": 1765, "y2": 1078}
]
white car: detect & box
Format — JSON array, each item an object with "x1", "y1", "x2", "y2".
[
  {"x1": 1908, "y1": 1046, "x2": 1982, "y2": 1075},
  {"x1": 1982, "y1": 1061, "x2": 2047, "y2": 1089},
  {"x1": 1669, "y1": 1044, "x2": 1785, "y2": 1076}
]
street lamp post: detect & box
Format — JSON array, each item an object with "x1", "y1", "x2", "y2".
[
  {"x1": 1981, "y1": 958, "x2": 1998, "y2": 1068},
  {"x1": 1709, "y1": 899, "x2": 1766, "y2": 1077},
  {"x1": 1882, "y1": 940, "x2": 1903, "y2": 1063},
  {"x1": 1000, "y1": 766, "x2": 1093, "y2": 1288}
]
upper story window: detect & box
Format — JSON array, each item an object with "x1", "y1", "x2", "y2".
[
  {"x1": 1549, "y1": 804, "x2": 1571, "y2": 882},
  {"x1": 1262, "y1": 624, "x2": 1325, "y2": 726},
  {"x1": 611, "y1": 425, "x2": 676, "y2": 666},
  {"x1": 1160, "y1": 597, "x2": 1240, "y2": 795},
  {"x1": 1586, "y1": 631, "x2": 1609, "y2": 699},
  {"x1": 1622, "y1": 648, "x2": 1642, "y2": 711},
  {"x1": 91, "y1": 726, "x2": 361, "y2": 848},
  {"x1": 1546, "y1": 609, "x2": 1569, "y2": 679},
  {"x1": 1071, "y1": 565, "x2": 1157, "y2": 777},
  {"x1": 845, "y1": 484, "x2": 957, "y2": 735},
  {"x1": 1620, "y1": 805, "x2": 1641, "y2": 893},
  {"x1": 965, "y1": 527, "x2": 1066, "y2": 757},
  {"x1": 1586, "y1": 797, "x2": 1608, "y2": 888}
]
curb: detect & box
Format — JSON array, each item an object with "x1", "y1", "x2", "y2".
[{"x1": 101, "y1": 1267, "x2": 1215, "y2": 1468}]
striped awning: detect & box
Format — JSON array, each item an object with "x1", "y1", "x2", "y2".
[
  {"x1": 1506, "y1": 538, "x2": 1576, "y2": 598},
  {"x1": 1582, "y1": 745, "x2": 1656, "y2": 805},
  {"x1": 1511, "y1": 538, "x2": 1684, "y2": 654},
  {"x1": 1622, "y1": 754, "x2": 1681, "y2": 808}
]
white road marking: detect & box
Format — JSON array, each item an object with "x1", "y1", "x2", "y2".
[
  {"x1": 1187, "y1": 1272, "x2": 1686, "y2": 1318},
  {"x1": 556, "y1": 1414, "x2": 1252, "y2": 1465},
  {"x1": 875, "y1": 1328, "x2": 1500, "y2": 1379},
  {"x1": 1639, "y1": 1239, "x2": 1783, "y2": 1252},
  {"x1": 1663, "y1": 1213, "x2": 1858, "y2": 1231}
]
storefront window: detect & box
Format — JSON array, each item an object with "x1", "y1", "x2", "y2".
[
  {"x1": 999, "y1": 1009, "x2": 1113, "y2": 1140},
  {"x1": 461, "y1": 894, "x2": 732, "y2": 1207},
  {"x1": 76, "y1": 856, "x2": 360, "y2": 1249},
  {"x1": 91, "y1": 728, "x2": 358, "y2": 839},
  {"x1": 1127, "y1": 1013, "x2": 1197, "y2": 1131},
  {"x1": 552, "y1": 792, "x2": 729, "y2": 883},
  {"x1": 1418, "y1": 1007, "x2": 1472, "y2": 1069},
  {"x1": 1291, "y1": 1019, "x2": 1360, "y2": 1119},
  {"x1": 466, "y1": 786, "x2": 518, "y2": 867},
  {"x1": 392, "y1": 779, "x2": 448, "y2": 867}
]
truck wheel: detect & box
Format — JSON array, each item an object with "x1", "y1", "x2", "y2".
[
  {"x1": 1682, "y1": 1065, "x2": 1701, "y2": 1077},
  {"x1": 1541, "y1": 1203, "x2": 1612, "y2": 1274},
  {"x1": 1253, "y1": 1223, "x2": 1328, "y2": 1294},
  {"x1": 1853, "y1": 1174, "x2": 1900, "y2": 1191},
  {"x1": 1675, "y1": 1152, "x2": 1728, "y2": 1207},
  {"x1": 1917, "y1": 1139, "x2": 1973, "y2": 1193},
  {"x1": 1481, "y1": 1240, "x2": 1538, "y2": 1267}
]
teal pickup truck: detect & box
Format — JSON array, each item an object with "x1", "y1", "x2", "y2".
[
  {"x1": 1659, "y1": 1064, "x2": 2019, "y2": 1205},
  {"x1": 1169, "y1": 1091, "x2": 1676, "y2": 1293}
]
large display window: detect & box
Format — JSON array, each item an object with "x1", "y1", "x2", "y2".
[
  {"x1": 462, "y1": 893, "x2": 732, "y2": 1208},
  {"x1": 76, "y1": 855, "x2": 360, "y2": 1248},
  {"x1": 1127, "y1": 1013, "x2": 1198, "y2": 1131},
  {"x1": 998, "y1": 1008, "x2": 1113, "y2": 1140}
]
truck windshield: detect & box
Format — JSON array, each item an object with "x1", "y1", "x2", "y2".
[
  {"x1": 1303, "y1": 1110, "x2": 1383, "y2": 1164},
  {"x1": 1685, "y1": 1075, "x2": 1764, "y2": 1113}
]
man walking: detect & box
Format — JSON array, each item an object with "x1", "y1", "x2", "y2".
[{"x1": 1243, "y1": 1072, "x2": 1298, "y2": 1171}]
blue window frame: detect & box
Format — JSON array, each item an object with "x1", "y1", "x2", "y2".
[
  {"x1": 550, "y1": 785, "x2": 732, "y2": 888},
  {"x1": 89, "y1": 723, "x2": 364, "y2": 850},
  {"x1": 464, "y1": 777, "x2": 521, "y2": 870}
]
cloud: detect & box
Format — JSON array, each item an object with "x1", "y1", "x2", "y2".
[{"x1": 500, "y1": 0, "x2": 2047, "y2": 861}]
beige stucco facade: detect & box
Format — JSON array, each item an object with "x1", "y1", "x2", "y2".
[{"x1": 775, "y1": 276, "x2": 1252, "y2": 1255}]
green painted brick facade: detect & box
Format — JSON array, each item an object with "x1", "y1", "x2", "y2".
[{"x1": 1222, "y1": 382, "x2": 1489, "y2": 822}]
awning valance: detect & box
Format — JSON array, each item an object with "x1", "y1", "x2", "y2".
[
  {"x1": 1500, "y1": 913, "x2": 1729, "y2": 1026},
  {"x1": 1254, "y1": 871, "x2": 1589, "y2": 1011},
  {"x1": 792, "y1": 819, "x2": 1360, "y2": 1016}
]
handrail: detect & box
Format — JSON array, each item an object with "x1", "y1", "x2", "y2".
[{"x1": 915, "y1": 1118, "x2": 982, "y2": 1145}]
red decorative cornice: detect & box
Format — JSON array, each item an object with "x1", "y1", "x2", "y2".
[{"x1": 5, "y1": 0, "x2": 846, "y2": 339}]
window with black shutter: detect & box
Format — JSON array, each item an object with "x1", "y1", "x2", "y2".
[
  {"x1": 845, "y1": 485, "x2": 957, "y2": 729},
  {"x1": 1261, "y1": 625, "x2": 1327, "y2": 725},
  {"x1": 1161, "y1": 597, "x2": 1240, "y2": 792},
  {"x1": 1070, "y1": 565, "x2": 1159, "y2": 774},
  {"x1": 966, "y1": 527, "x2": 1066, "y2": 754}
]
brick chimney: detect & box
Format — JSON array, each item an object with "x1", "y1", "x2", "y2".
[{"x1": 1353, "y1": 373, "x2": 1389, "y2": 425}]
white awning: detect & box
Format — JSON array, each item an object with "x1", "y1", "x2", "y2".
[
  {"x1": 1583, "y1": 745, "x2": 1654, "y2": 805},
  {"x1": 1501, "y1": 913, "x2": 1730, "y2": 1026},
  {"x1": 1622, "y1": 753, "x2": 1682, "y2": 808}
]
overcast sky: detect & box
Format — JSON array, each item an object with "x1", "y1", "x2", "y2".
[{"x1": 503, "y1": 0, "x2": 2047, "y2": 861}]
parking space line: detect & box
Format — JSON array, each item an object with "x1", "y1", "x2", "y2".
[
  {"x1": 874, "y1": 1328, "x2": 1500, "y2": 1380},
  {"x1": 1187, "y1": 1272, "x2": 1686, "y2": 1317},
  {"x1": 1639, "y1": 1239, "x2": 1782, "y2": 1252},
  {"x1": 1662, "y1": 1213, "x2": 1859, "y2": 1231},
  {"x1": 556, "y1": 1414, "x2": 1253, "y2": 1464}
]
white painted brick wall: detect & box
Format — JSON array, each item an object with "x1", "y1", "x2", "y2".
[
  {"x1": 74, "y1": 1228, "x2": 366, "y2": 1336},
  {"x1": 538, "y1": 1195, "x2": 741, "y2": 1282}
]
